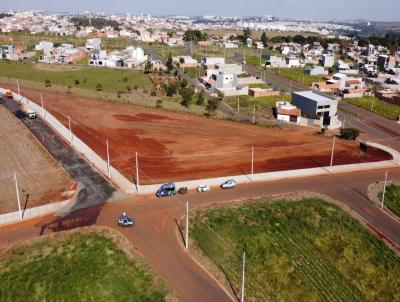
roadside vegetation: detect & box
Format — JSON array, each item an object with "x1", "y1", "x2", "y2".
[
  {"x1": 190, "y1": 198, "x2": 400, "y2": 302},
  {"x1": 379, "y1": 185, "x2": 400, "y2": 217},
  {"x1": 0, "y1": 228, "x2": 170, "y2": 302},
  {"x1": 344, "y1": 96, "x2": 400, "y2": 121}
]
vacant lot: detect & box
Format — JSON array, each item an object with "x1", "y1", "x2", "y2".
[
  {"x1": 0, "y1": 61, "x2": 152, "y2": 93},
  {"x1": 345, "y1": 97, "x2": 400, "y2": 121},
  {"x1": 0, "y1": 228, "x2": 170, "y2": 302},
  {"x1": 0, "y1": 104, "x2": 70, "y2": 214},
  {"x1": 224, "y1": 94, "x2": 291, "y2": 119},
  {"x1": 5, "y1": 86, "x2": 391, "y2": 185},
  {"x1": 273, "y1": 68, "x2": 328, "y2": 86},
  {"x1": 190, "y1": 198, "x2": 400, "y2": 302}
]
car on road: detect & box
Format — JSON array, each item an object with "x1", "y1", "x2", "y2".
[
  {"x1": 118, "y1": 214, "x2": 134, "y2": 227},
  {"x1": 221, "y1": 179, "x2": 236, "y2": 189},
  {"x1": 178, "y1": 187, "x2": 188, "y2": 194},
  {"x1": 197, "y1": 185, "x2": 210, "y2": 192},
  {"x1": 156, "y1": 189, "x2": 176, "y2": 198},
  {"x1": 156, "y1": 183, "x2": 177, "y2": 198}
]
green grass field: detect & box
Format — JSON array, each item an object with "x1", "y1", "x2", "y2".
[
  {"x1": 0, "y1": 230, "x2": 169, "y2": 302},
  {"x1": 274, "y1": 68, "x2": 327, "y2": 86},
  {"x1": 345, "y1": 96, "x2": 400, "y2": 121},
  {"x1": 0, "y1": 61, "x2": 152, "y2": 93},
  {"x1": 379, "y1": 185, "x2": 400, "y2": 217},
  {"x1": 224, "y1": 94, "x2": 290, "y2": 119},
  {"x1": 191, "y1": 198, "x2": 400, "y2": 302}
]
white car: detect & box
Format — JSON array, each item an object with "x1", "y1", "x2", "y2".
[
  {"x1": 197, "y1": 185, "x2": 210, "y2": 192},
  {"x1": 221, "y1": 179, "x2": 236, "y2": 189}
]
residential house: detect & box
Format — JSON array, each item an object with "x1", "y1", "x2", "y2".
[
  {"x1": 276, "y1": 101, "x2": 301, "y2": 124},
  {"x1": 304, "y1": 66, "x2": 329, "y2": 76},
  {"x1": 291, "y1": 91, "x2": 339, "y2": 128}
]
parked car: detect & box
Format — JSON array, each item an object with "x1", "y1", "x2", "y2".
[
  {"x1": 159, "y1": 183, "x2": 176, "y2": 192},
  {"x1": 118, "y1": 214, "x2": 134, "y2": 227},
  {"x1": 221, "y1": 179, "x2": 236, "y2": 189},
  {"x1": 156, "y1": 183, "x2": 176, "y2": 198},
  {"x1": 197, "y1": 185, "x2": 210, "y2": 192},
  {"x1": 178, "y1": 187, "x2": 188, "y2": 194},
  {"x1": 156, "y1": 189, "x2": 176, "y2": 198}
]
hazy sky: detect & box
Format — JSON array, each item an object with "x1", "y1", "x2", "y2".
[{"x1": 1, "y1": 0, "x2": 399, "y2": 21}]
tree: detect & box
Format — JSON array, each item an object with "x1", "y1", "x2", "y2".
[
  {"x1": 156, "y1": 99, "x2": 163, "y2": 109},
  {"x1": 196, "y1": 91, "x2": 205, "y2": 106},
  {"x1": 179, "y1": 57, "x2": 185, "y2": 64},
  {"x1": 180, "y1": 78, "x2": 188, "y2": 88},
  {"x1": 144, "y1": 60, "x2": 153, "y2": 74},
  {"x1": 206, "y1": 98, "x2": 220, "y2": 117},
  {"x1": 340, "y1": 128, "x2": 360, "y2": 141},
  {"x1": 260, "y1": 32, "x2": 269, "y2": 47},
  {"x1": 179, "y1": 86, "x2": 195, "y2": 108},
  {"x1": 166, "y1": 55, "x2": 174, "y2": 74},
  {"x1": 164, "y1": 82, "x2": 177, "y2": 97}
]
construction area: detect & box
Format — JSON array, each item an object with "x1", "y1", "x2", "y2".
[
  {"x1": 0, "y1": 102, "x2": 71, "y2": 215},
  {"x1": 1, "y1": 85, "x2": 392, "y2": 186}
]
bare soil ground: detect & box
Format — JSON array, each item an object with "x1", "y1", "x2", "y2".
[
  {"x1": 2, "y1": 84, "x2": 391, "y2": 185},
  {"x1": 0, "y1": 103, "x2": 71, "y2": 215}
]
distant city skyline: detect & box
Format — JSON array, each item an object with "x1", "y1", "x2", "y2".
[{"x1": 0, "y1": 0, "x2": 399, "y2": 21}]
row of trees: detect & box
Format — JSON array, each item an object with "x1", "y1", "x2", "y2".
[
  {"x1": 183, "y1": 29, "x2": 208, "y2": 42},
  {"x1": 70, "y1": 17, "x2": 120, "y2": 31}
]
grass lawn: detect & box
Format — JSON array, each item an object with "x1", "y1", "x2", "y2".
[
  {"x1": 274, "y1": 68, "x2": 327, "y2": 86},
  {"x1": 379, "y1": 184, "x2": 400, "y2": 217},
  {"x1": 224, "y1": 94, "x2": 291, "y2": 119},
  {"x1": 0, "y1": 60, "x2": 152, "y2": 93},
  {"x1": 0, "y1": 229, "x2": 169, "y2": 302},
  {"x1": 182, "y1": 67, "x2": 200, "y2": 79},
  {"x1": 345, "y1": 96, "x2": 400, "y2": 121},
  {"x1": 191, "y1": 198, "x2": 400, "y2": 302}
]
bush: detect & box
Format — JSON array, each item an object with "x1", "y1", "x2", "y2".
[
  {"x1": 150, "y1": 90, "x2": 157, "y2": 96},
  {"x1": 156, "y1": 99, "x2": 163, "y2": 109},
  {"x1": 74, "y1": 79, "x2": 80, "y2": 85},
  {"x1": 96, "y1": 83, "x2": 103, "y2": 91},
  {"x1": 117, "y1": 90, "x2": 123, "y2": 98},
  {"x1": 340, "y1": 128, "x2": 360, "y2": 140},
  {"x1": 45, "y1": 79, "x2": 51, "y2": 87}
]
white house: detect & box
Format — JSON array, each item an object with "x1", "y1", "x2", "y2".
[
  {"x1": 276, "y1": 101, "x2": 301, "y2": 124},
  {"x1": 85, "y1": 38, "x2": 102, "y2": 51}
]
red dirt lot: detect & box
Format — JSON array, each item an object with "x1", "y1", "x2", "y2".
[{"x1": 3, "y1": 84, "x2": 391, "y2": 185}]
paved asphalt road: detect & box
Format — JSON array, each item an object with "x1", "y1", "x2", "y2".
[{"x1": 1, "y1": 168, "x2": 400, "y2": 301}]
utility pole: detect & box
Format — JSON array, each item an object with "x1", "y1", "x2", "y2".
[
  {"x1": 68, "y1": 115, "x2": 72, "y2": 143},
  {"x1": 381, "y1": 170, "x2": 388, "y2": 209},
  {"x1": 329, "y1": 136, "x2": 336, "y2": 173},
  {"x1": 13, "y1": 171, "x2": 22, "y2": 220},
  {"x1": 241, "y1": 251, "x2": 246, "y2": 302},
  {"x1": 106, "y1": 139, "x2": 111, "y2": 179},
  {"x1": 252, "y1": 101, "x2": 256, "y2": 125},
  {"x1": 185, "y1": 201, "x2": 189, "y2": 250},
  {"x1": 237, "y1": 96, "x2": 240, "y2": 112},
  {"x1": 251, "y1": 146, "x2": 254, "y2": 175},
  {"x1": 135, "y1": 151, "x2": 140, "y2": 193},
  {"x1": 17, "y1": 79, "x2": 20, "y2": 96}
]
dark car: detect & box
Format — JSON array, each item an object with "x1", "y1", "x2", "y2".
[
  {"x1": 118, "y1": 215, "x2": 134, "y2": 227},
  {"x1": 178, "y1": 187, "x2": 188, "y2": 194},
  {"x1": 156, "y1": 189, "x2": 176, "y2": 198},
  {"x1": 159, "y1": 183, "x2": 176, "y2": 192},
  {"x1": 14, "y1": 110, "x2": 25, "y2": 119}
]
